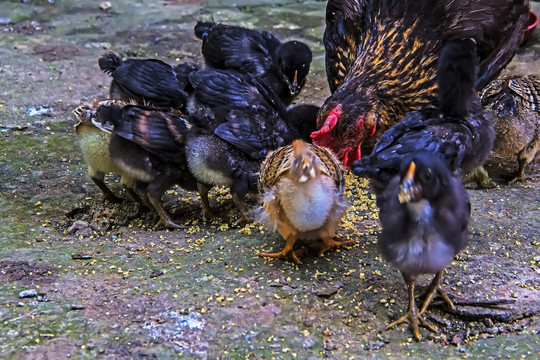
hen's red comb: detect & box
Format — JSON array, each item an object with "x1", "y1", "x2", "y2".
[{"x1": 310, "y1": 104, "x2": 343, "y2": 138}]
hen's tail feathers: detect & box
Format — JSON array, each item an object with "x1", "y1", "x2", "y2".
[
  {"x1": 194, "y1": 21, "x2": 217, "y2": 39},
  {"x1": 98, "y1": 52, "x2": 123, "y2": 75},
  {"x1": 437, "y1": 39, "x2": 478, "y2": 118}
]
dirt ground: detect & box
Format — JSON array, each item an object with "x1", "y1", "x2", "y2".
[{"x1": 0, "y1": 1, "x2": 539, "y2": 359}]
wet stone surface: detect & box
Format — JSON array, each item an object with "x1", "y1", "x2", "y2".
[{"x1": 0, "y1": 0, "x2": 539, "y2": 359}]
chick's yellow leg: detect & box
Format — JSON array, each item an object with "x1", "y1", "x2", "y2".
[
  {"x1": 387, "y1": 276, "x2": 435, "y2": 341},
  {"x1": 420, "y1": 270, "x2": 455, "y2": 314},
  {"x1": 317, "y1": 236, "x2": 355, "y2": 257},
  {"x1": 260, "y1": 221, "x2": 306, "y2": 264},
  {"x1": 148, "y1": 195, "x2": 186, "y2": 230},
  {"x1": 197, "y1": 182, "x2": 215, "y2": 221}
]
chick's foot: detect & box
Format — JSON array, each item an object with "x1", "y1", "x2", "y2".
[
  {"x1": 316, "y1": 237, "x2": 355, "y2": 257},
  {"x1": 419, "y1": 271, "x2": 455, "y2": 314},
  {"x1": 388, "y1": 280, "x2": 436, "y2": 341},
  {"x1": 260, "y1": 248, "x2": 308, "y2": 265}
]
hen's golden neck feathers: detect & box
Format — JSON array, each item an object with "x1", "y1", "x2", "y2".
[{"x1": 345, "y1": 19, "x2": 440, "y2": 124}]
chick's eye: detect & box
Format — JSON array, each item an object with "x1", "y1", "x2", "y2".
[{"x1": 418, "y1": 169, "x2": 432, "y2": 184}]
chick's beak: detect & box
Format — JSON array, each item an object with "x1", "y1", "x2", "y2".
[
  {"x1": 398, "y1": 161, "x2": 416, "y2": 203},
  {"x1": 290, "y1": 70, "x2": 300, "y2": 95}
]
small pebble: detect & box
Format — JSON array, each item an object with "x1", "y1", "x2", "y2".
[{"x1": 18, "y1": 289, "x2": 37, "y2": 298}]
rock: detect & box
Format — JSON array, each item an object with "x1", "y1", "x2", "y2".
[
  {"x1": 365, "y1": 341, "x2": 386, "y2": 351},
  {"x1": 99, "y1": 2, "x2": 112, "y2": 11},
  {"x1": 451, "y1": 334, "x2": 464, "y2": 345},
  {"x1": 150, "y1": 269, "x2": 164, "y2": 278},
  {"x1": 67, "y1": 220, "x2": 90, "y2": 234},
  {"x1": 314, "y1": 281, "x2": 343, "y2": 297},
  {"x1": 18, "y1": 289, "x2": 37, "y2": 298}
]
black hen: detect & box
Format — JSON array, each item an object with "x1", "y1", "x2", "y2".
[
  {"x1": 194, "y1": 21, "x2": 312, "y2": 105},
  {"x1": 185, "y1": 68, "x2": 319, "y2": 224},
  {"x1": 377, "y1": 152, "x2": 471, "y2": 340},
  {"x1": 98, "y1": 52, "x2": 198, "y2": 110},
  {"x1": 94, "y1": 100, "x2": 201, "y2": 228},
  {"x1": 352, "y1": 38, "x2": 495, "y2": 191}
]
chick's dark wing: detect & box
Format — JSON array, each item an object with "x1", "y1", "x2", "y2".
[
  {"x1": 214, "y1": 109, "x2": 286, "y2": 160},
  {"x1": 202, "y1": 25, "x2": 278, "y2": 76},
  {"x1": 190, "y1": 70, "x2": 257, "y2": 108},
  {"x1": 370, "y1": 111, "x2": 471, "y2": 172},
  {"x1": 111, "y1": 59, "x2": 185, "y2": 105},
  {"x1": 113, "y1": 106, "x2": 190, "y2": 164},
  {"x1": 190, "y1": 70, "x2": 279, "y2": 111}
]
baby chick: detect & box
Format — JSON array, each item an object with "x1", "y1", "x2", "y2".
[
  {"x1": 256, "y1": 139, "x2": 353, "y2": 264},
  {"x1": 378, "y1": 152, "x2": 471, "y2": 341},
  {"x1": 72, "y1": 103, "x2": 136, "y2": 202},
  {"x1": 480, "y1": 74, "x2": 540, "y2": 182}
]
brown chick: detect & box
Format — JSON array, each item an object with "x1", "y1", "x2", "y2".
[
  {"x1": 480, "y1": 74, "x2": 540, "y2": 182},
  {"x1": 256, "y1": 139, "x2": 354, "y2": 264},
  {"x1": 72, "y1": 103, "x2": 137, "y2": 203}
]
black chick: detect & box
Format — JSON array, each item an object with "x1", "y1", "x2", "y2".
[
  {"x1": 480, "y1": 74, "x2": 540, "y2": 183},
  {"x1": 377, "y1": 152, "x2": 471, "y2": 340},
  {"x1": 94, "y1": 100, "x2": 201, "y2": 229},
  {"x1": 352, "y1": 39, "x2": 495, "y2": 191},
  {"x1": 98, "y1": 52, "x2": 198, "y2": 110},
  {"x1": 194, "y1": 21, "x2": 312, "y2": 105},
  {"x1": 185, "y1": 68, "x2": 319, "y2": 224}
]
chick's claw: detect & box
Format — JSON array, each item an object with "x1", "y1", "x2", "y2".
[
  {"x1": 387, "y1": 307, "x2": 436, "y2": 342},
  {"x1": 316, "y1": 238, "x2": 355, "y2": 257},
  {"x1": 260, "y1": 248, "x2": 308, "y2": 265}
]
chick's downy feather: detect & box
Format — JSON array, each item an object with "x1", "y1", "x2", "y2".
[{"x1": 256, "y1": 140, "x2": 352, "y2": 263}]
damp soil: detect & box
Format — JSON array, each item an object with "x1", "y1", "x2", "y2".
[{"x1": 0, "y1": 1, "x2": 539, "y2": 359}]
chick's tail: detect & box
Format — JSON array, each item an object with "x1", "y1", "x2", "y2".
[
  {"x1": 98, "y1": 52, "x2": 123, "y2": 75},
  {"x1": 437, "y1": 38, "x2": 478, "y2": 118}
]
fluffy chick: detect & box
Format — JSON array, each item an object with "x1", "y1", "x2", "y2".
[
  {"x1": 72, "y1": 103, "x2": 136, "y2": 203},
  {"x1": 480, "y1": 74, "x2": 540, "y2": 182},
  {"x1": 256, "y1": 139, "x2": 353, "y2": 264},
  {"x1": 378, "y1": 152, "x2": 471, "y2": 340},
  {"x1": 94, "y1": 100, "x2": 199, "y2": 229},
  {"x1": 194, "y1": 21, "x2": 312, "y2": 105},
  {"x1": 185, "y1": 69, "x2": 319, "y2": 224}
]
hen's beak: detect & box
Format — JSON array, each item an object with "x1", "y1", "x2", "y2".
[{"x1": 398, "y1": 161, "x2": 416, "y2": 203}]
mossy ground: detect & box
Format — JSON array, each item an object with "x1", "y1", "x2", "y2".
[{"x1": 0, "y1": 1, "x2": 538, "y2": 359}]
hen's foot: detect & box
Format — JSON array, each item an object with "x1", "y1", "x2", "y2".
[{"x1": 508, "y1": 173, "x2": 540, "y2": 184}]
